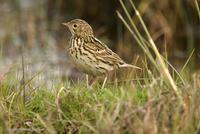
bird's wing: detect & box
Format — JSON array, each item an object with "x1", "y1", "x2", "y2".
[{"x1": 85, "y1": 37, "x2": 125, "y2": 66}]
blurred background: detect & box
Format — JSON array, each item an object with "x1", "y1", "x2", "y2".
[{"x1": 0, "y1": 0, "x2": 199, "y2": 85}]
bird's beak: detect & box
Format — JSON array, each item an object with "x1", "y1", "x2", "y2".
[{"x1": 62, "y1": 22, "x2": 69, "y2": 27}]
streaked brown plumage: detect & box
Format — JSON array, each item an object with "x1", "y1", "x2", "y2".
[{"x1": 63, "y1": 19, "x2": 140, "y2": 87}]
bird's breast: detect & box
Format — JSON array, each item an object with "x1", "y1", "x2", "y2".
[{"x1": 68, "y1": 37, "x2": 109, "y2": 75}]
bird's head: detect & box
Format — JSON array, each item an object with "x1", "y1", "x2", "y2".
[{"x1": 62, "y1": 19, "x2": 94, "y2": 37}]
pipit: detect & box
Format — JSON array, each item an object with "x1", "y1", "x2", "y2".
[{"x1": 63, "y1": 19, "x2": 141, "y2": 88}]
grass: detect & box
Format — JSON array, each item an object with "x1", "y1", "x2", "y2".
[
  {"x1": 0, "y1": 0, "x2": 199, "y2": 133},
  {"x1": 117, "y1": 0, "x2": 182, "y2": 101},
  {"x1": 195, "y1": 0, "x2": 200, "y2": 20},
  {"x1": 0, "y1": 65, "x2": 200, "y2": 133},
  {"x1": 0, "y1": 72, "x2": 148, "y2": 133}
]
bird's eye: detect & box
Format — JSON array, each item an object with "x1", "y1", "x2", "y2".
[{"x1": 73, "y1": 24, "x2": 77, "y2": 28}]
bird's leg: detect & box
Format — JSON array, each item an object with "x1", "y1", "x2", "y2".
[
  {"x1": 101, "y1": 74, "x2": 108, "y2": 89},
  {"x1": 89, "y1": 76, "x2": 97, "y2": 87},
  {"x1": 86, "y1": 74, "x2": 89, "y2": 88},
  {"x1": 86, "y1": 75, "x2": 97, "y2": 89},
  {"x1": 114, "y1": 70, "x2": 118, "y2": 87}
]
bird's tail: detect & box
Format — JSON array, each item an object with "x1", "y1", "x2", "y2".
[{"x1": 119, "y1": 63, "x2": 142, "y2": 70}]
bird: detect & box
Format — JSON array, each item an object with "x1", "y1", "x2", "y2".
[{"x1": 62, "y1": 19, "x2": 141, "y2": 88}]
